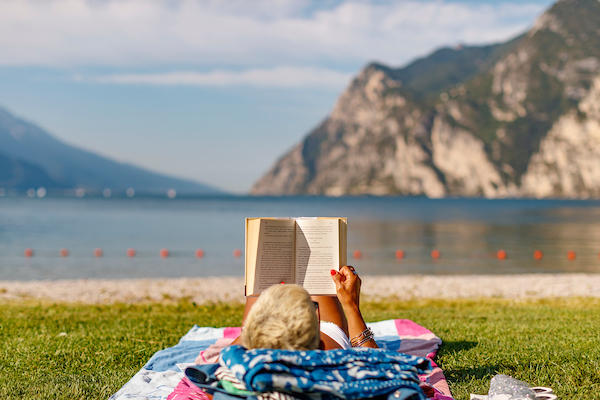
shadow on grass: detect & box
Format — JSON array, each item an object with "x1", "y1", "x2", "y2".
[
  {"x1": 438, "y1": 340, "x2": 478, "y2": 355},
  {"x1": 445, "y1": 364, "x2": 505, "y2": 382},
  {"x1": 436, "y1": 341, "x2": 501, "y2": 384}
]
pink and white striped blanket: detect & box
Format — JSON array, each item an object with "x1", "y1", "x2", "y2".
[{"x1": 110, "y1": 319, "x2": 454, "y2": 400}]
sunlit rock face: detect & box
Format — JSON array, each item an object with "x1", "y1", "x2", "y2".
[
  {"x1": 430, "y1": 115, "x2": 514, "y2": 198},
  {"x1": 521, "y1": 75, "x2": 600, "y2": 198},
  {"x1": 252, "y1": 0, "x2": 600, "y2": 199},
  {"x1": 252, "y1": 66, "x2": 448, "y2": 197}
]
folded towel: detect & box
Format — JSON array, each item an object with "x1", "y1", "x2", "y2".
[{"x1": 219, "y1": 345, "x2": 430, "y2": 400}]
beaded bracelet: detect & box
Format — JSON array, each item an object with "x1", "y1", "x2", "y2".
[{"x1": 350, "y1": 327, "x2": 374, "y2": 347}]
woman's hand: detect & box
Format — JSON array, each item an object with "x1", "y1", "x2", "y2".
[
  {"x1": 331, "y1": 265, "x2": 361, "y2": 311},
  {"x1": 331, "y1": 266, "x2": 378, "y2": 348}
]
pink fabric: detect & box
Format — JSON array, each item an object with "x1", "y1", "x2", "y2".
[
  {"x1": 195, "y1": 337, "x2": 235, "y2": 365},
  {"x1": 395, "y1": 319, "x2": 433, "y2": 337},
  {"x1": 389, "y1": 319, "x2": 451, "y2": 399},
  {"x1": 193, "y1": 327, "x2": 239, "y2": 364},
  {"x1": 223, "y1": 327, "x2": 241, "y2": 339},
  {"x1": 434, "y1": 394, "x2": 455, "y2": 400},
  {"x1": 167, "y1": 376, "x2": 211, "y2": 400},
  {"x1": 426, "y1": 367, "x2": 453, "y2": 399}
]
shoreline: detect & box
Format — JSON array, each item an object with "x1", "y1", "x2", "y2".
[{"x1": 1, "y1": 273, "x2": 600, "y2": 304}]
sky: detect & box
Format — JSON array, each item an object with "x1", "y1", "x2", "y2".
[{"x1": 0, "y1": 0, "x2": 555, "y2": 194}]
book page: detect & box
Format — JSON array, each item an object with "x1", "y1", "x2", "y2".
[
  {"x1": 245, "y1": 218, "x2": 261, "y2": 296},
  {"x1": 252, "y1": 219, "x2": 296, "y2": 294},
  {"x1": 294, "y1": 218, "x2": 339, "y2": 295},
  {"x1": 338, "y1": 218, "x2": 347, "y2": 267}
]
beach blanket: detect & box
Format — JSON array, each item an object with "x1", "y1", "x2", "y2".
[{"x1": 110, "y1": 319, "x2": 454, "y2": 400}]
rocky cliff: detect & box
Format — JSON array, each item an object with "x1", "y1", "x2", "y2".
[{"x1": 251, "y1": 0, "x2": 600, "y2": 198}]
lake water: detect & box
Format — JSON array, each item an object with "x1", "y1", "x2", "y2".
[{"x1": 2, "y1": 196, "x2": 600, "y2": 280}]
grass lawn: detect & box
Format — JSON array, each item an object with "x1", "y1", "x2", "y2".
[{"x1": 1, "y1": 297, "x2": 599, "y2": 399}]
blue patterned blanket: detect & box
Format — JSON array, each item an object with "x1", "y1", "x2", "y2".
[{"x1": 219, "y1": 345, "x2": 430, "y2": 400}]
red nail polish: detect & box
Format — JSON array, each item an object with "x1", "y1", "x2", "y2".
[{"x1": 330, "y1": 269, "x2": 336, "y2": 276}]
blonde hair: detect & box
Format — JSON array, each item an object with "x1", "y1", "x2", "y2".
[{"x1": 241, "y1": 284, "x2": 320, "y2": 350}]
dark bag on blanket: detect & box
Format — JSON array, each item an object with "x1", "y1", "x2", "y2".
[
  {"x1": 185, "y1": 364, "x2": 425, "y2": 400},
  {"x1": 186, "y1": 364, "x2": 259, "y2": 400}
]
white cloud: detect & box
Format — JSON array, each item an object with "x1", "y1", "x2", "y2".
[
  {"x1": 0, "y1": 0, "x2": 548, "y2": 69},
  {"x1": 84, "y1": 66, "x2": 352, "y2": 89}
]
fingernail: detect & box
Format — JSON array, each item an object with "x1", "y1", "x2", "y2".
[{"x1": 330, "y1": 269, "x2": 337, "y2": 276}]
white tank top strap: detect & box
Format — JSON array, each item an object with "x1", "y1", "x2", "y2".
[{"x1": 319, "y1": 321, "x2": 352, "y2": 349}]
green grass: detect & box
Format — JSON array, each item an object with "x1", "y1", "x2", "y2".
[{"x1": 1, "y1": 298, "x2": 600, "y2": 399}]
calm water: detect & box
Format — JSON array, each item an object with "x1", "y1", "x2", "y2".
[{"x1": 2, "y1": 196, "x2": 600, "y2": 280}]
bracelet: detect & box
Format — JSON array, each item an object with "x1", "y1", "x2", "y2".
[
  {"x1": 350, "y1": 327, "x2": 371, "y2": 343},
  {"x1": 350, "y1": 327, "x2": 374, "y2": 347},
  {"x1": 353, "y1": 334, "x2": 374, "y2": 347},
  {"x1": 351, "y1": 327, "x2": 374, "y2": 347}
]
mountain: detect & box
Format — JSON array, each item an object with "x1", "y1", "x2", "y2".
[
  {"x1": 0, "y1": 106, "x2": 222, "y2": 195},
  {"x1": 251, "y1": 0, "x2": 600, "y2": 198},
  {"x1": 0, "y1": 151, "x2": 65, "y2": 191}
]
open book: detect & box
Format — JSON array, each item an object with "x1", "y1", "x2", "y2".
[{"x1": 245, "y1": 217, "x2": 347, "y2": 296}]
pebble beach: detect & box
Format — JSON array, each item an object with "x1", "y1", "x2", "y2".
[{"x1": 1, "y1": 274, "x2": 600, "y2": 304}]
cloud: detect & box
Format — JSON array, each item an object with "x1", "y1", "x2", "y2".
[
  {"x1": 83, "y1": 66, "x2": 353, "y2": 89},
  {"x1": 0, "y1": 0, "x2": 548, "y2": 69}
]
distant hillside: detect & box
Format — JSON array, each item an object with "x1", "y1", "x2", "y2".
[
  {"x1": 252, "y1": 0, "x2": 600, "y2": 199},
  {"x1": 0, "y1": 151, "x2": 65, "y2": 190},
  {"x1": 0, "y1": 106, "x2": 222, "y2": 195}
]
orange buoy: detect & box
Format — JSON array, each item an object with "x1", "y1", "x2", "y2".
[
  {"x1": 159, "y1": 248, "x2": 169, "y2": 258},
  {"x1": 533, "y1": 250, "x2": 543, "y2": 260},
  {"x1": 93, "y1": 248, "x2": 103, "y2": 257},
  {"x1": 353, "y1": 250, "x2": 362, "y2": 259},
  {"x1": 431, "y1": 249, "x2": 440, "y2": 259},
  {"x1": 60, "y1": 248, "x2": 69, "y2": 257},
  {"x1": 126, "y1": 248, "x2": 136, "y2": 257},
  {"x1": 195, "y1": 249, "x2": 205, "y2": 258},
  {"x1": 496, "y1": 250, "x2": 507, "y2": 260},
  {"x1": 233, "y1": 249, "x2": 242, "y2": 258},
  {"x1": 24, "y1": 248, "x2": 34, "y2": 257},
  {"x1": 395, "y1": 250, "x2": 405, "y2": 259},
  {"x1": 567, "y1": 250, "x2": 576, "y2": 260}
]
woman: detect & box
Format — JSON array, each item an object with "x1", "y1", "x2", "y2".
[
  {"x1": 190, "y1": 267, "x2": 428, "y2": 400},
  {"x1": 235, "y1": 265, "x2": 378, "y2": 350}
]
